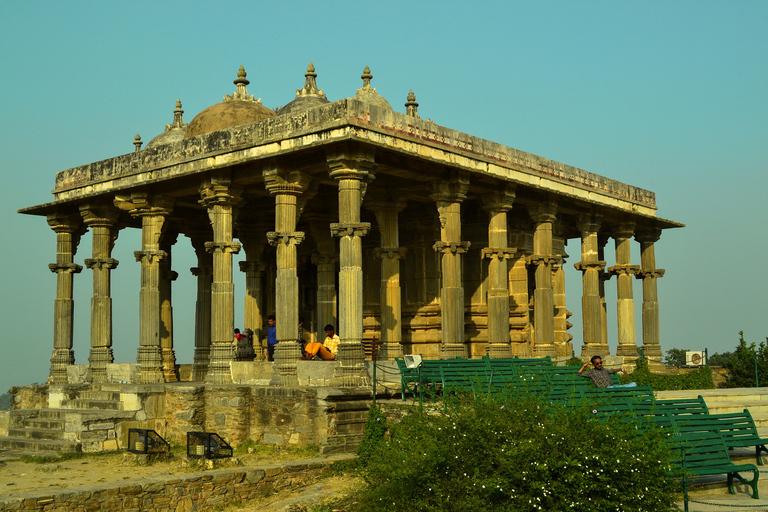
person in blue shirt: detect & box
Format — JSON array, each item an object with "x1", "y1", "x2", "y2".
[{"x1": 266, "y1": 315, "x2": 277, "y2": 361}]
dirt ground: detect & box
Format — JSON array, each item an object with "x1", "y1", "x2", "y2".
[{"x1": 0, "y1": 450, "x2": 360, "y2": 511}]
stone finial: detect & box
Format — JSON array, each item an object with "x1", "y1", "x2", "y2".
[
  {"x1": 296, "y1": 62, "x2": 326, "y2": 99},
  {"x1": 405, "y1": 90, "x2": 420, "y2": 118},
  {"x1": 133, "y1": 133, "x2": 142, "y2": 152},
  {"x1": 356, "y1": 65, "x2": 377, "y2": 95},
  {"x1": 165, "y1": 99, "x2": 189, "y2": 132},
  {"x1": 224, "y1": 65, "x2": 262, "y2": 104}
]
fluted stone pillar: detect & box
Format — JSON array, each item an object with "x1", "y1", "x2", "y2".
[
  {"x1": 608, "y1": 222, "x2": 640, "y2": 357},
  {"x1": 47, "y1": 212, "x2": 84, "y2": 385},
  {"x1": 160, "y1": 232, "x2": 179, "y2": 382},
  {"x1": 80, "y1": 204, "x2": 120, "y2": 383},
  {"x1": 200, "y1": 173, "x2": 241, "y2": 384},
  {"x1": 552, "y1": 239, "x2": 573, "y2": 357},
  {"x1": 188, "y1": 231, "x2": 213, "y2": 381},
  {"x1": 238, "y1": 220, "x2": 270, "y2": 361},
  {"x1": 328, "y1": 147, "x2": 374, "y2": 385},
  {"x1": 635, "y1": 228, "x2": 665, "y2": 360},
  {"x1": 431, "y1": 172, "x2": 470, "y2": 359},
  {"x1": 598, "y1": 234, "x2": 611, "y2": 350},
  {"x1": 575, "y1": 214, "x2": 608, "y2": 358},
  {"x1": 368, "y1": 198, "x2": 408, "y2": 360},
  {"x1": 480, "y1": 186, "x2": 515, "y2": 358},
  {"x1": 264, "y1": 165, "x2": 311, "y2": 385},
  {"x1": 529, "y1": 201, "x2": 558, "y2": 358},
  {"x1": 307, "y1": 215, "x2": 338, "y2": 342},
  {"x1": 115, "y1": 193, "x2": 174, "y2": 383},
  {"x1": 508, "y1": 221, "x2": 532, "y2": 356}
]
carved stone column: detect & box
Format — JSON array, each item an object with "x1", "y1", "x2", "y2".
[
  {"x1": 608, "y1": 222, "x2": 640, "y2": 357},
  {"x1": 575, "y1": 214, "x2": 608, "y2": 358},
  {"x1": 598, "y1": 234, "x2": 611, "y2": 350},
  {"x1": 160, "y1": 232, "x2": 179, "y2": 382},
  {"x1": 307, "y1": 215, "x2": 338, "y2": 342},
  {"x1": 635, "y1": 228, "x2": 665, "y2": 360},
  {"x1": 431, "y1": 172, "x2": 470, "y2": 359},
  {"x1": 199, "y1": 173, "x2": 241, "y2": 384},
  {"x1": 480, "y1": 186, "x2": 515, "y2": 358},
  {"x1": 552, "y1": 233, "x2": 572, "y2": 357},
  {"x1": 47, "y1": 212, "x2": 85, "y2": 385},
  {"x1": 328, "y1": 147, "x2": 374, "y2": 385},
  {"x1": 188, "y1": 229, "x2": 213, "y2": 381},
  {"x1": 115, "y1": 193, "x2": 174, "y2": 383},
  {"x1": 264, "y1": 165, "x2": 311, "y2": 385},
  {"x1": 508, "y1": 220, "x2": 532, "y2": 356},
  {"x1": 238, "y1": 220, "x2": 270, "y2": 360},
  {"x1": 80, "y1": 204, "x2": 120, "y2": 383},
  {"x1": 367, "y1": 197, "x2": 408, "y2": 360},
  {"x1": 528, "y1": 200, "x2": 558, "y2": 358}
]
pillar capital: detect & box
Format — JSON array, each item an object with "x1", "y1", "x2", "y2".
[
  {"x1": 430, "y1": 171, "x2": 469, "y2": 205},
  {"x1": 480, "y1": 184, "x2": 516, "y2": 213},
  {"x1": 79, "y1": 204, "x2": 120, "y2": 227},
  {"x1": 611, "y1": 221, "x2": 635, "y2": 240},
  {"x1": 134, "y1": 249, "x2": 167, "y2": 264},
  {"x1": 636, "y1": 269, "x2": 666, "y2": 279},
  {"x1": 607, "y1": 264, "x2": 641, "y2": 276},
  {"x1": 263, "y1": 165, "x2": 313, "y2": 196},
  {"x1": 326, "y1": 145, "x2": 376, "y2": 181},
  {"x1": 481, "y1": 247, "x2": 516, "y2": 260},
  {"x1": 266, "y1": 231, "x2": 305, "y2": 246},
  {"x1": 433, "y1": 241, "x2": 470, "y2": 254},
  {"x1": 529, "y1": 200, "x2": 558, "y2": 224},
  {"x1": 635, "y1": 227, "x2": 662, "y2": 244},
  {"x1": 84, "y1": 257, "x2": 119, "y2": 270},
  {"x1": 115, "y1": 193, "x2": 174, "y2": 217},
  {"x1": 527, "y1": 254, "x2": 561, "y2": 266},
  {"x1": 330, "y1": 222, "x2": 370, "y2": 238},
  {"x1": 239, "y1": 260, "x2": 267, "y2": 273},
  {"x1": 573, "y1": 260, "x2": 606, "y2": 272},
  {"x1": 576, "y1": 213, "x2": 602, "y2": 236},
  {"x1": 365, "y1": 196, "x2": 408, "y2": 214},
  {"x1": 48, "y1": 262, "x2": 83, "y2": 274},
  {"x1": 190, "y1": 265, "x2": 213, "y2": 277},
  {"x1": 311, "y1": 253, "x2": 338, "y2": 266},
  {"x1": 204, "y1": 240, "x2": 242, "y2": 254},
  {"x1": 47, "y1": 211, "x2": 85, "y2": 235}
]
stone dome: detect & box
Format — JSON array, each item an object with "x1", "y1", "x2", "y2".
[
  {"x1": 277, "y1": 63, "x2": 330, "y2": 116},
  {"x1": 185, "y1": 66, "x2": 275, "y2": 139},
  {"x1": 146, "y1": 99, "x2": 188, "y2": 148},
  {"x1": 351, "y1": 66, "x2": 392, "y2": 111}
]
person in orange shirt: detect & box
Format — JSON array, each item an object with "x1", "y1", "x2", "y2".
[{"x1": 302, "y1": 324, "x2": 340, "y2": 360}]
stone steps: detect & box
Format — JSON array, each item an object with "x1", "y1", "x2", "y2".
[
  {"x1": 61, "y1": 399, "x2": 122, "y2": 410},
  {"x1": 0, "y1": 435, "x2": 80, "y2": 454},
  {"x1": 7, "y1": 427, "x2": 69, "y2": 440}
]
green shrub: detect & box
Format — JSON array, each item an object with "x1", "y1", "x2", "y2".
[
  {"x1": 723, "y1": 331, "x2": 768, "y2": 388},
  {"x1": 623, "y1": 356, "x2": 714, "y2": 391},
  {"x1": 352, "y1": 394, "x2": 678, "y2": 512}
]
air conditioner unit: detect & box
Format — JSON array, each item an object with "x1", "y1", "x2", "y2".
[{"x1": 685, "y1": 351, "x2": 706, "y2": 366}]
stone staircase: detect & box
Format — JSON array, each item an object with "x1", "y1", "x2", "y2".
[
  {"x1": 0, "y1": 389, "x2": 131, "y2": 455},
  {"x1": 656, "y1": 388, "x2": 768, "y2": 430}
]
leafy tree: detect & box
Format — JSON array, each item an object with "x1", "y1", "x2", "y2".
[
  {"x1": 663, "y1": 348, "x2": 687, "y2": 367},
  {"x1": 707, "y1": 351, "x2": 734, "y2": 367},
  {"x1": 724, "y1": 331, "x2": 768, "y2": 388}
]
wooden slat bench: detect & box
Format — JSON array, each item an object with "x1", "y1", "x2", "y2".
[{"x1": 671, "y1": 409, "x2": 768, "y2": 465}]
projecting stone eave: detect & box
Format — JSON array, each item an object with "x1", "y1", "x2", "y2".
[{"x1": 26, "y1": 98, "x2": 673, "y2": 224}]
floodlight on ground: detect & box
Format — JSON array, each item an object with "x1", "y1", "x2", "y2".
[
  {"x1": 186, "y1": 432, "x2": 233, "y2": 459},
  {"x1": 404, "y1": 354, "x2": 423, "y2": 369},
  {"x1": 128, "y1": 428, "x2": 170, "y2": 455}
]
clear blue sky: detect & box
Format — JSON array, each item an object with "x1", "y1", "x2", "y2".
[{"x1": 1, "y1": 1, "x2": 766, "y2": 393}]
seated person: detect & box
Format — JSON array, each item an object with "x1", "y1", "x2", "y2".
[
  {"x1": 302, "y1": 324, "x2": 341, "y2": 360},
  {"x1": 578, "y1": 355, "x2": 636, "y2": 388}
]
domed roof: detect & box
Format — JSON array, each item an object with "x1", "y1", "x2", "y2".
[
  {"x1": 351, "y1": 66, "x2": 392, "y2": 111},
  {"x1": 146, "y1": 99, "x2": 188, "y2": 148},
  {"x1": 277, "y1": 63, "x2": 330, "y2": 116},
  {"x1": 185, "y1": 66, "x2": 275, "y2": 139}
]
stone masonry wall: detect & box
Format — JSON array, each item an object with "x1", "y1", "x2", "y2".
[{"x1": 0, "y1": 456, "x2": 349, "y2": 512}]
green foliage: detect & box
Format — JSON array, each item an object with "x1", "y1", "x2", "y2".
[
  {"x1": 707, "y1": 351, "x2": 734, "y2": 367},
  {"x1": 723, "y1": 331, "x2": 768, "y2": 388},
  {"x1": 357, "y1": 404, "x2": 389, "y2": 466},
  {"x1": 662, "y1": 348, "x2": 687, "y2": 367},
  {"x1": 352, "y1": 394, "x2": 678, "y2": 512},
  {"x1": 624, "y1": 356, "x2": 714, "y2": 391},
  {"x1": 0, "y1": 392, "x2": 10, "y2": 410},
  {"x1": 565, "y1": 356, "x2": 583, "y2": 366}
]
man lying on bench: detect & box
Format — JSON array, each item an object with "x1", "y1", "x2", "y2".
[
  {"x1": 301, "y1": 324, "x2": 340, "y2": 360},
  {"x1": 578, "y1": 355, "x2": 636, "y2": 388}
]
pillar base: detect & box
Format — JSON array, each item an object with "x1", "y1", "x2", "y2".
[
  {"x1": 533, "y1": 344, "x2": 557, "y2": 358},
  {"x1": 641, "y1": 344, "x2": 663, "y2": 361},
  {"x1": 89, "y1": 347, "x2": 114, "y2": 383},
  {"x1": 269, "y1": 343, "x2": 301, "y2": 386},
  {"x1": 581, "y1": 344, "x2": 609, "y2": 359},
  {"x1": 440, "y1": 343, "x2": 467, "y2": 359},
  {"x1": 137, "y1": 346, "x2": 164, "y2": 384},
  {"x1": 331, "y1": 364, "x2": 371, "y2": 387},
  {"x1": 486, "y1": 343, "x2": 513, "y2": 359},
  {"x1": 615, "y1": 344, "x2": 639, "y2": 357},
  {"x1": 192, "y1": 347, "x2": 210, "y2": 381},
  {"x1": 204, "y1": 343, "x2": 234, "y2": 384},
  {"x1": 49, "y1": 349, "x2": 75, "y2": 385},
  {"x1": 162, "y1": 348, "x2": 178, "y2": 382},
  {"x1": 377, "y1": 342, "x2": 404, "y2": 361},
  {"x1": 510, "y1": 342, "x2": 531, "y2": 357}
]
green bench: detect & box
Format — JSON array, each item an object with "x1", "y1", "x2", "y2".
[
  {"x1": 671, "y1": 431, "x2": 759, "y2": 498},
  {"x1": 671, "y1": 409, "x2": 768, "y2": 465}
]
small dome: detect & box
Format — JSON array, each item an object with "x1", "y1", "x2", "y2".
[
  {"x1": 277, "y1": 63, "x2": 330, "y2": 116},
  {"x1": 351, "y1": 66, "x2": 392, "y2": 111},
  {"x1": 146, "y1": 99, "x2": 188, "y2": 148},
  {"x1": 185, "y1": 66, "x2": 275, "y2": 139}
]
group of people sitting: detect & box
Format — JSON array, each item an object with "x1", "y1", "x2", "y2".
[{"x1": 257, "y1": 316, "x2": 340, "y2": 362}]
